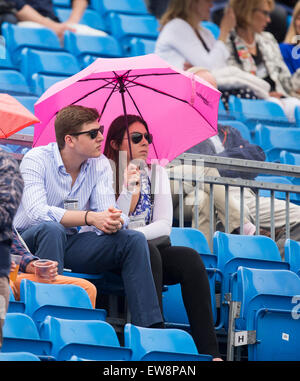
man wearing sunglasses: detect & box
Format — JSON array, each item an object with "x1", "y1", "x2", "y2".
[{"x1": 13, "y1": 105, "x2": 163, "y2": 329}]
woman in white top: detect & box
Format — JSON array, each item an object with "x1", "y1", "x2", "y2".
[
  {"x1": 155, "y1": 0, "x2": 236, "y2": 70},
  {"x1": 104, "y1": 114, "x2": 222, "y2": 360}
]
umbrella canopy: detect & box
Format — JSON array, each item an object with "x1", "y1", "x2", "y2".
[
  {"x1": 33, "y1": 54, "x2": 220, "y2": 163},
  {"x1": 0, "y1": 94, "x2": 39, "y2": 138}
]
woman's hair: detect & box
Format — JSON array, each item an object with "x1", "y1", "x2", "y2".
[
  {"x1": 103, "y1": 115, "x2": 149, "y2": 195},
  {"x1": 230, "y1": 0, "x2": 274, "y2": 30},
  {"x1": 284, "y1": 0, "x2": 300, "y2": 43},
  {"x1": 160, "y1": 0, "x2": 199, "y2": 29},
  {"x1": 55, "y1": 105, "x2": 99, "y2": 150}
]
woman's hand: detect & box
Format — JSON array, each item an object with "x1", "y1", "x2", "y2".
[
  {"x1": 124, "y1": 164, "x2": 141, "y2": 193},
  {"x1": 219, "y1": 6, "x2": 236, "y2": 42}
]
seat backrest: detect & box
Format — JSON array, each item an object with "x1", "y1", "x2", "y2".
[
  {"x1": 219, "y1": 120, "x2": 251, "y2": 142},
  {"x1": 237, "y1": 266, "x2": 300, "y2": 319},
  {"x1": 0, "y1": 352, "x2": 40, "y2": 361},
  {"x1": 124, "y1": 323, "x2": 199, "y2": 361},
  {"x1": 0, "y1": 70, "x2": 31, "y2": 95},
  {"x1": 201, "y1": 21, "x2": 220, "y2": 39},
  {"x1": 40, "y1": 316, "x2": 121, "y2": 358},
  {"x1": 128, "y1": 37, "x2": 156, "y2": 56},
  {"x1": 108, "y1": 13, "x2": 159, "y2": 40},
  {"x1": 30, "y1": 73, "x2": 69, "y2": 96},
  {"x1": 54, "y1": 7, "x2": 108, "y2": 31},
  {"x1": 214, "y1": 231, "x2": 284, "y2": 273},
  {"x1": 20, "y1": 48, "x2": 80, "y2": 85},
  {"x1": 91, "y1": 0, "x2": 148, "y2": 15},
  {"x1": 64, "y1": 31, "x2": 122, "y2": 58},
  {"x1": 14, "y1": 95, "x2": 38, "y2": 114},
  {"x1": 280, "y1": 150, "x2": 300, "y2": 166},
  {"x1": 21, "y1": 279, "x2": 93, "y2": 317},
  {"x1": 3, "y1": 313, "x2": 40, "y2": 340},
  {"x1": 255, "y1": 124, "x2": 300, "y2": 162},
  {"x1": 2, "y1": 23, "x2": 61, "y2": 65},
  {"x1": 255, "y1": 175, "x2": 295, "y2": 200},
  {"x1": 285, "y1": 239, "x2": 300, "y2": 276}
]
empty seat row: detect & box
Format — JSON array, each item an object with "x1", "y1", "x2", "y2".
[{"x1": 2, "y1": 313, "x2": 211, "y2": 361}]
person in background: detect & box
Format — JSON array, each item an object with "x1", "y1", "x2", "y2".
[
  {"x1": 226, "y1": 0, "x2": 300, "y2": 122},
  {"x1": 281, "y1": 1, "x2": 300, "y2": 74},
  {"x1": 9, "y1": 230, "x2": 97, "y2": 307},
  {"x1": 155, "y1": 0, "x2": 236, "y2": 71},
  {"x1": 0, "y1": 149, "x2": 23, "y2": 350}
]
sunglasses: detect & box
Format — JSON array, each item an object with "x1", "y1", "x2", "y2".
[
  {"x1": 71, "y1": 125, "x2": 104, "y2": 139},
  {"x1": 126, "y1": 132, "x2": 153, "y2": 144}
]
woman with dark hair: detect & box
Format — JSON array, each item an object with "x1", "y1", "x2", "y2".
[{"x1": 104, "y1": 114, "x2": 222, "y2": 360}]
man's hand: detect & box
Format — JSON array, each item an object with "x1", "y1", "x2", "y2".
[{"x1": 88, "y1": 206, "x2": 124, "y2": 234}]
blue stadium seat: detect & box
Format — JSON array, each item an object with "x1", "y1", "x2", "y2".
[
  {"x1": 39, "y1": 316, "x2": 132, "y2": 361},
  {"x1": 127, "y1": 37, "x2": 156, "y2": 56},
  {"x1": 54, "y1": 7, "x2": 108, "y2": 32},
  {"x1": 20, "y1": 279, "x2": 106, "y2": 327},
  {"x1": 280, "y1": 150, "x2": 300, "y2": 166},
  {"x1": 107, "y1": 13, "x2": 159, "y2": 55},
  {"x1": 64, "y1": 31, "x2": 122, "y2": 67},
  {"x1": 20, "y1": 48, "x2": 80, "y2": 88},
  {"x1": 8, "y1": 286, "x2": 25, "y2": 313},
  {"x1": 201, "y1": 21, "x2": 220, "y2": 39},
  {"x1": 254, "y1": 124, "x2": 300, "y2": 162},
  {"x1": 14, "y1": 95, "x2": 38, "y2": 114},
  {"x1": 0, "y1": 49, "x2": 17, "y2": 70},
  {"x1": 2, "y1": 23, "x2": 62, "y2": 66},
  {"x1": 53, "y1": 0, "x2": 71, "y2": 7},
  {"x1": 0, "y1": 352, "x2": 40, "y2": 361},
  {"x1": 0, "y1": 70, "x2": 31, "y2": 95},
  {"x1": 285, "y1": 239, "x2": 300, "y2": 277},
  {"x1": 124, "y1": 323, "x2": 212, "y2": 361},
  {"x1": 219, "y1": 120, "x2": 251, "y2": 142},
  {"x1": 255, "y1": 175, "x2": 300, "y2": 203},
  {"x1": 162, "y1": 228, "x2": 220, "y2": 328},
  {"x1": 2, "y1": 313, "x2": 52, "y2": 358},
  {"x1": 90, "y1": 0, "x2": 148, "y2": 16},
  {"x1": 231, "y1": 267, "x2": 300, "y2": 360},
  {"x1": 30, "y1": 73, "x2": 69, "y2": 97},
  {"x1": 228, "y1": 96, "x2": 291, "y2": 131},
  {"x1": 213, "y1": 231, "x2": 289, "y2": 330}
]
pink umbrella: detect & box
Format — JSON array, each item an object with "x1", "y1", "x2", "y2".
[{"x1": 33, "y1": 54, "x2": 220, "y2": 163}]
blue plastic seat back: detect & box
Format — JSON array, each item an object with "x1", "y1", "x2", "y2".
[
  {"x1": 20, "y1": 48, "x2": 80, "y2": 85},
  {"x1": 229, "y1": 97, "x2": 289, "y2": 126},
  {"x1": 255, "y1": 124, "x2": 300, "y2": 162},
  {"x1": 0, "y1": 70, "x2": 31, "y2": 95},
  {"x1": 20, "y1": 279, "x2": 106, "y2": 324},
  {"x1": 54, "y1": 7, "x2": 108, "y2": 32},
  {"x1": 14, "y1": 95, "x2": 38, "y2": 114},
  {"x1": 8, "y1": 287, "x2": 25, "y2": 313},
  {"x1": 201, "y1": 21, "x2": 220, "y2": 39},
  {"x1": 280, "y1": 150, "x2": 300, "y2": 166},
  {"x1": 124, "y1": 323, "x2": 211, "y2": 361},
  {"x1": 236, "y1": 266, "x2": 300, "y2": 360},
  {"x1": 108, "y1": 13, "x2": 159, "y2": 40},
  {"x1": 53, "y1": 0, "x2": 71, "y2": 7},
  {"x1": 285, "y1": 239, "x2": 300, "y2": 277},
  {"x1": 31, "y1": 73, "x2": 70, "y2": 96},
  {"x1": 40, "y1": 316, "x2": 131, "y2": 360},
  {"x1": 91, "y1": 0, "x2": 148, "y2": 16},
  {"x1": 0, "y1": 49, "x2": 17, "y2": 70},
  {"x1": 219, "y1": 120, "x2": 251, "y2": 142},
  {"x1": 2, "y1": 313, "x2": 52, "y2": 357},
  {"x1": 254, "y1": 175, "x2": 300, "y2": 202},
  {"x1": 2, "y1": 23, "x2": 61, "y2": 65},
  {"x1": 128, "y1": 37, "x2": 156, "y2": 56},
  {"x1": 63, "y1": 31, "x2": 122, "y2": 59},
  {"x1": 0, "y1": 352, "x2": 40, "y2": 361}
]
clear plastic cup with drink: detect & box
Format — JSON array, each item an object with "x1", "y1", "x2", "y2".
[
  {"x1": 33, "y1": 259, "x2": 55, "y2": 283},
  {"x1": 9, "y1": 254, "x2": 22, "y2": 282}
]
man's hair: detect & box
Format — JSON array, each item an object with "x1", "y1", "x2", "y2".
[{"x1": 54, "y1": 105, "x2": 100, "y2": 150}]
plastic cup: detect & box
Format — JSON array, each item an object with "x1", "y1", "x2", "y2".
[
  {"x1": 9, "y1": 254, "x2": 22, "y2": 282},
  {"x1": 33, "y1": 259, "x2": 54, "y2": 283}
]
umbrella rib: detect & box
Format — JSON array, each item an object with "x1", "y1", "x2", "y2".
[
  {"x1": 122, "y1": 83, "x2": 159, "y2": 160},
  {"x1": 71, "y1": 79, "x2": 117, "y2": 105},
  {"x1": 77, "y1": 72, "x2": 179, "y2": 82},
  {"x1": 99, "y1": 81, "x2": 119, "y2": 120}
]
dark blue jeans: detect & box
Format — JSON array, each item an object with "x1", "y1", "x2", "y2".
[{"x1": 21, "y1": 222, "x2": 163, "y2": 328}]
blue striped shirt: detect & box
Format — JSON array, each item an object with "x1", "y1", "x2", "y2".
[{"x1": 14, "y1": 143, "x2": 128, "y2": 234}]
